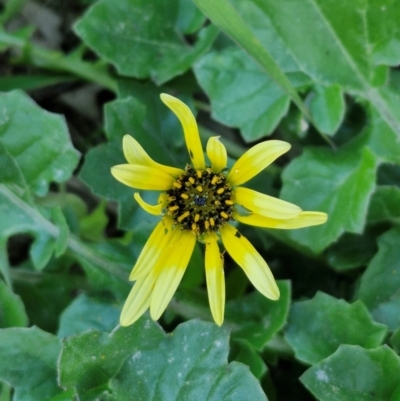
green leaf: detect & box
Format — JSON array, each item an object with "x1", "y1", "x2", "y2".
[
  {"x1": 110, "y1": 320, "x2": 268, "y2": 401},
  {"x1": 58, "y1": 316, "x2": 165, "y2": 401},
  {"x1": 309, "y1": 84, "x2": 345, "y2": 136},
  {"x1": 216, "y1": 0, "x2": 400, "y2": 137},
  {"x1": 325, "y1": 232, "x2": 377, "y2": 272},
  {"x1": 300, "y1": 345, "x2": 400, "y2": 401},
  {"x1": 0, "y1": 327, "x2": 62, "y2": 401},
  {"x1": 367, "y1": 186, "x2": 400, "y2": 224},
  {"x1": 225, "y1": 281, "x2": 291, "y2": 351},
  {"x1": 280, "y1": 144, "x2": 377, "y2": 253},
  {"x1": 58, "y1": 294, "x2": 120, "y2": 338},
  {"x1": 192, "y1": 0, "x2": 310, "y2": 120},
  {"x1": 0, "y1": 90, "x2": 80, "y2": 270},
  {"x1": 194, "y1": 46, "x2": 291, "y2": 142},
  {"x1": 0, "y1": 281, "x2": 28, "y2": 328},
  {"x1": 285, "y1": 292, "x2": 387, "y2": 365},
  {"x1": 358, "y1": 227, "x2": 400, "y2": 331},
  {"x1": 0, "y1": 90, "x2": 80, "y2": 196},
  {"x1": 75, "y1": 0, "x2": 218, "y2": 84}
]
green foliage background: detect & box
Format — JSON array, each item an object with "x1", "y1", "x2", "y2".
[{"x1": 1, "y1": 0, "x2": 400, "y2": 399}]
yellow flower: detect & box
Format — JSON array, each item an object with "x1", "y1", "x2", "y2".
[{"x1": 111, "y1": 94, "x2": 327, "y2": 326}]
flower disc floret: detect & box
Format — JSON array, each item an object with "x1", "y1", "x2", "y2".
[{"x1": 166, "y1": 165, "x2": 234, "y2": 236}]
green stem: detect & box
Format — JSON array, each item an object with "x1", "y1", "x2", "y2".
[
  {"x1": 0, "y1": 30, "x2": 118, "y2": 92},
  {"x1": 0, "y1": 185, "x2": 128, "y2": 284}
]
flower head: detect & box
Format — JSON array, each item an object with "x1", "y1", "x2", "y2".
[{"x1": 111, "y1": 94, "x2": 327, "y2": 326}]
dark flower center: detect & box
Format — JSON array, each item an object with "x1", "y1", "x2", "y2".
[{"x1": 165, "y1": 165, "x2": 234, "y2": 236}]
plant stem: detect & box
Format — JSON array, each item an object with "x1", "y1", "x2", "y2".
[{"x1": 0, "y1": 30, "x2": 118, "y2": 92}]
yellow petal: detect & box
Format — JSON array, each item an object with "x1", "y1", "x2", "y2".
[
  {"x1": 205, "y1": 232, "x2": 225, "y2": 326},
  {"x1": 220, "y1": 224, "x2": 279, "y2": 300},
  {"x1": 129, "y1": 217, "x2": 174, "y2": 280},
  {"x1": 227, "y1": 141, "x2": 291, "y2": 186},
  {"x1": 206, "y1": 136, "x2": 227, "y2": 173},
  {"x1": 120, "y1": 275, "x2": 154, "y2": 326},
  {"x1": 234, "y1": 211, "x2": 328, "y2": 229},
  {"x1": 150, "y1": 230, "x2": 196, "y2": 320},
  {"x1": 234, "y1": 187, "x2": 301, "y2": 219},
  {"x1": 160, "y1": 93, "x2": 205, "y2": 169},
  {"x1": 111, "y1": 164, "x2": 174, "y2": 190},
  {"x1": 123, "y1": 135, "x2": 184, "y2": 177},
  {"x1": 134, "y1": 192, "x2": 166, "y2": 216}
]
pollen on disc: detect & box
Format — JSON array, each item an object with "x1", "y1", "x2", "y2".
[{"x1": 165, "y1": 165, "x2": 234, "y2": 236}]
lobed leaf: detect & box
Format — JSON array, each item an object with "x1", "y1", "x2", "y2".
[
  {"x1": 75, "y1": 0, "x2": 218, "y2": 84},
  {"x1": 192, "y1": 0, "x2": 310, "y2": 120},
  {"x1": 301, "y1": 345, "x2": 400, "y2": 401},
  {"x1": 59, "y1": 316, "x2": 165, "y2": 400},
  {"x1": 0, "y1": 90, "x2": 79, "y2": 196},
  {"x1": 280, "y1": 144, "x2": 377, "y2": 253},
  {"x1": 194, "y1": 47, "x2": 291, "y2": 143},
  {"x1": 110, "y1": 320, "x2": 268, "y2": 401},
  {"x1": 284, "y1": 292, "x2": 387, "y2": 365}
]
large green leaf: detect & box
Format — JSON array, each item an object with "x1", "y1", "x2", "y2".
[
  {"x1": 0, "y1": 90, "x2": 81, "y2": 272},
  {"x1": 59, "y1": 319, "x2": 268, "y2": 400},
  {"x1": 75, "y1": 0, "x2": 218, "y2": 84},
  {"x1": 284, "y1": 292, "x2": 387, "y2": 365},
  {"x1": 301, "y1": 345, "x2": 400, "y2": 401},
  {"x1": 0, "y1": 327, "x2": 62, "y2": 401},
  {"x1": 237, "y1": 0, "x2": 400, "y2": 136},
  {"x1": 59, "y1": 316, "x2": 165, "y2": 401},
  {"x1": 279, "y1": 144, "x2": 377, "y2": 253},
  {"x1": 110, "y1": 320, "x2": 268, "y2": 401},
  {"x1": 194, "y1": 46, "x2": 300, "y2": 142},
  {"x1": 0, "y1": 90, "x2": 79, "y2": 196},
  {"x1": 358, "y1": 227, "x2": 400, "y2": 331},
  {"x1": 192, "y1": 0, "x2": 310, "y2": 120}
]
